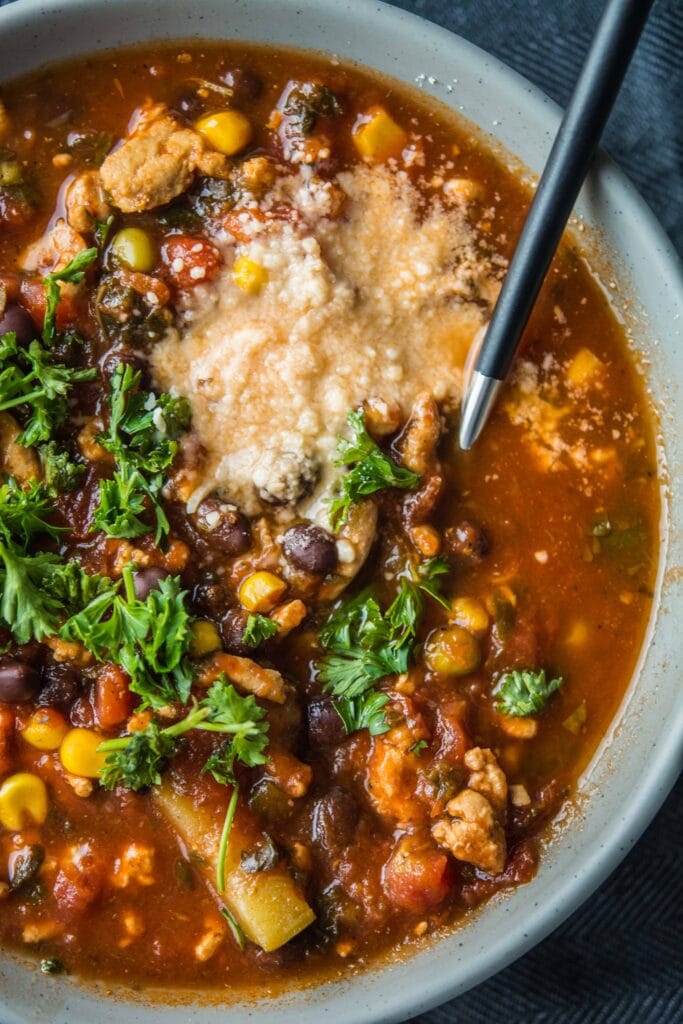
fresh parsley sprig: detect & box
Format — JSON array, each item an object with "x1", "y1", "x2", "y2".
[
  {"x1": 0, "y1": 332, "x2": 96, "y2": 447},
  {"x1": 494, "y1": 669, "x2": 564, "y2": 717},
  {"x1": 60, "y1": 562, "x2": 193, "y2": 709},
  {"x1": 318, "y1": 558, "x2": 451, "y2": 736},
  {"x1": 329, "y1": 409, "x2": 420, "y2": 529},
  {"x1": 243, "y1": 614, "x2": 278, "y2": 648},
  {"x1": 92, "y1": 364, "x2": 190, "y2": 545}
]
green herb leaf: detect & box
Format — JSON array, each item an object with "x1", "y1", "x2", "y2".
[
  {"x1": 494, "y1": 669, "x2": 564, "y2": 717},
  {"x1": 0, "y1": 478, "x2": 62, "y2": 544},
  {"x1": 243, "y1": 613, "x2": 278, "y2": 648},
  {"x1": 333, "y1": 689, "x2": 390, "y2": 736},
  {"x1": 0, "y1": 543, "x2": 65, "y2": 643},
  {"x1": 219, "y1": 905, "x2": 246, "y2": 951},
  {"x1": 60, "y1": 564, "x2": 193, "y2": 709},
  {"x1": 94, "y1": 214, "x2": 115, "y2": 253},
  {"x1": 0, "y1": 333, "x2": 96, "y2": 446},
  {"x1": 42, "y1": 247, "x2": 97, "y2": 346},
  {"x1": 38, "y1": 441, "x2": 85, "y2": 493},
  {"x1": 329, "y1": 409, "x2": 420, "y2": 529},
  {"x1": 40, "y1": 957, "x2": 66, "y2": 975},
  {"x1": 99, "y1": 721, "x2": 176, "y2": 791},
  {"x1": 92, "y1": 364, "x2": 190, "y2": 544}
]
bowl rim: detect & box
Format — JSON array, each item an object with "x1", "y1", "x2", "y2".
[{"x1": 0, "y1": 0, "x2": 681, "y2": 1021}]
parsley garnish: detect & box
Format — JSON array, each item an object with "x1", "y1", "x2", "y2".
[
  {"x1": 318, "y1": 559, "x2": 450, "y2": 736},
  {"x1": 219, "y1": 906, "x2": 246, "y2": 951},
  {"x1": 329, "y1": 409, "x2": 420, "y2": 529},
  {"x1": 243, "y1": 613, "x2": 278, "y2": 648},
  {"x1": 40, "y1": 957, "x2": 65, "y2": 975},
  {"x1": 94, "y1": 214, "x2": 115, "y2": 254},
  {"x1": 494, "y1": 669, "x2": 564, "y2": 717},
  {"x1": 60, "y1": 562, "x2": 193, "y2": 709},
  {"x1": 0, "y1": 478, "x2": 109, "y2": 643},
  {"x1": 0, "y1": 332, "x2": 96, "y2": 447},
  {"x1": 38, "y1": 441, "x2": 85, "y2": 493},
  {"x1": 92, "y1": 364, "x2": 190, "y2": 545},
  {"x1": 42, "y1": 247, "x2": 97, "y2": 347}
]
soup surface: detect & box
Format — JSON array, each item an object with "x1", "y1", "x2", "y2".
[{"x1": 0, "y1": 42, "x2": 658, "y2": 991}]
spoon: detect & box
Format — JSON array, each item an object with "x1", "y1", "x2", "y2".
[{"x1": 459, "y1": 0, "x2": 656, "y2": 451}]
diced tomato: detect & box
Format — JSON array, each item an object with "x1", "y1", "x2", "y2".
[
  {"x1": 224, "y1": 208, "x2": 267, "y2": 243},
  {"x1": 161, "y1": 235, "x2": 222, "y2": 288},
  {"x1": 116, "y1": 266, "x2": 171, "y2": 307},
  {"x1": 382, "y1": 834, "x2": 453, "y2": 913},
  {"x1": 0, "y1": 706, "x2": 15, "y2": 776},
  {"x1": 53, "y1": 844, "x2": 105, "y2": 916},
  {"x1": 434, "y1": 699, "x2": 470, "y2": 764},
  {"x1": 19, "y1": 277, "x2": 78, "y2": 332},
  {"x1": 95, "y1": 664, "x2": 134, "y2": 730}
]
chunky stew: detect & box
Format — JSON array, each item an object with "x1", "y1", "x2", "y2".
[{"x1": 0, "y1": 43, "x2": 658, "y2": 990}]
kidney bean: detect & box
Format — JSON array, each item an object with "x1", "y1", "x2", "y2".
[
  {"x1": 283, "y1": 523, "x2": 337, "y2": 575},
  {"x1": 313, "y1": 787, "x2": 358, "y2": 853},
  {"x1": 307, "y1": 696, "x2": 347, "y2": 748},
  {"x1": 194, "y1": 499, "x2": 251, "y2": 556},
  {"x1": 8, "y1": 844, "x2": 45, "y2": 891},
  {"x1": 132, "y1": 567, "x2": 170, "y2": 600},
  {"x1": 0, "y1": 662, "x2": 41, "y2": 704},
  {"x1": 0, "y1": 303, "x2": 36, "y2": 346},
  {"x1": 220, "y1": 607, "x2": 253, "y2": 657}
]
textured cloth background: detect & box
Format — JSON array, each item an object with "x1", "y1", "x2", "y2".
[{"x1": 0, "y1": 1, "x2": 680, "y2": 1022}]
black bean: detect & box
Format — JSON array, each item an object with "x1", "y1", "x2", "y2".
[
  {"x1": 307, "y1": 696, "x2": 347, "y2": 748},
  {"x1": 194, "y1": 499, "x2": 251, "y2": 556},
  {"x1": 283, "y1": 523, "x2": 337, "y2": 575},
  {"x1": 313, "y1": 787, "x2": 359, "y2": 852},
  {"x1": 8, "y1": 844, "x2": 45, "y2": 891},
  {"x1": 220, "y1": 607, "x2": 252, "y2": 657},
  {"x1": 0, "y1": 303, "x2": 36, "y2": 346},
  {"x1": 220, "y1": 67, "x2": 263, "y2": 103},
  {"x1": 0, "y1": 662, "x2": 41, "y2": 704},
  {"x1": 100, "y1": 344, "x2": 147, "y2": 380},
  {"x1": 445, "y1": 519, "x2": 490, "y2": 561},
  {"x1": 132, "y1": 567, "x2": 170, "y2": 600},
  {"x1": 38, "y1": 663, "x2": 80, "y2": 708}
]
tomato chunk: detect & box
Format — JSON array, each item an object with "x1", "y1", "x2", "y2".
[
  {"x1": 383, "y1": 833, "x2": 453, "y2": 913},
  {"x1": 161, "y1": 235, "x2": 222, "y2": 288}
]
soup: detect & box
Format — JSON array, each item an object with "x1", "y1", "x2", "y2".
[{"x1": 0, "y1": 42, "x2": 658, "y2": 990}]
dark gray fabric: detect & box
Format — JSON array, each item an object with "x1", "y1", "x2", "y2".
[
  {"x1": 388, "y1": 0, "x2": 683, "y2": 252},
  {"x1": 0, "y1": 1, "x2": 680, "y2": 1022}
]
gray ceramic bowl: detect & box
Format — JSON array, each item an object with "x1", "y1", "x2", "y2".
[{"x1": 0, "y1": 1, "x2": 681, "y2": 1022}]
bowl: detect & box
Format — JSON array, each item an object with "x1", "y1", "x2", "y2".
[{"x1": 0, "y1": 1, "x2": 681, "y2": 1022}]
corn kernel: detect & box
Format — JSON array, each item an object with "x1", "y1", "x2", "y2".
[
  {"x1": 353, "y1": 106, "x2": 407, "y2": 162},
  {"x1": 110, "y1": 227, "x2": 156, "y2": 273},
  {"x1": 238, "y1": 571, "x2": 287, "y2": 613},
  {"x1": 232, "y1": 255, "x2": 268, "y2": 294},
  {"x1": 567, "y1": 347, "x2": 603, "y2": 388},
  {"x1": 450, "y1": 596, "x2": 489, "y2": 637},
  {"x1": 0, "y1": 773, "x2": 48, "y2": 831},
  {"x1": 22, "y1": 708, "x2": 69, "y2": 751},
  {"x1": 190, "y1": 620, "x2": 222, "y2": 658},
  {"x1": 195, "y1": 110, "x2": 253, "y2": 156},
  {"x1": 59, "y1": 728, "x2": 107, "y2": 779}
]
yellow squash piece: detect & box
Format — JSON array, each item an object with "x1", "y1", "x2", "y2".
[
  {"x1": 353, "y1": 106, "x2": 407, "y2": 162},
  {"x1": 0, "y1": 772, "x2": 48, "y2": 830},
  {"x1": 155, "y1": 782, "x2": 315, "y2": 952}
]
